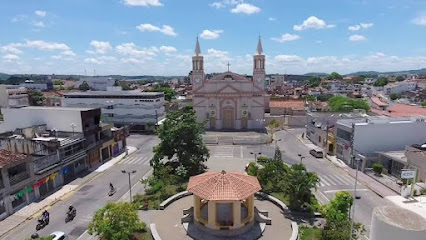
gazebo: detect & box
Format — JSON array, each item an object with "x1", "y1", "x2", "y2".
[{"x1": 187, "y1": 170, "x2": 262, "y2": 233}]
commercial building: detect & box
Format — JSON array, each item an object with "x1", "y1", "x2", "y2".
[
  {"x1": 0, "y1": 85, "x2": 29, "y2": 108},
  {"x1": 76, "y1": 76, "x2": 115, "y2": 91},
  {"x1": 334, "y1": 117, "x2": 426, "y2": 170},
  {"x1": 0, "y1": 106, "x2": 128, "y2": 219},
  {"x1": 62, "y1": 90, "x2": 165, "y2": 131}
]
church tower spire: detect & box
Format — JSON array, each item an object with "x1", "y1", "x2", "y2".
[
  {"x1": 191, "y1": 37, "x2": 204, "y2": 86},
  {"x1": 255, "y1": 36, "x2": 263, "y2": 55},
  {"x1": 195, "y1": 37, "x2": 201, "y2": 56}
]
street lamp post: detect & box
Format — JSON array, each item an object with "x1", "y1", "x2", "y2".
[
  {"x1": 70, "y1": 123, "x2": 76, "y2": 135},
  {"x1": 122, "y1": 170, "x2": 137, "y2": 202},
  {"x1": 298, "y1": 154, "x2": 305, "y2": 163},
  {"x1": 250, "y1": 152, "x2": 261, "y2": 162},
  {"x1": 350, "y1": 158, "x2": 360, "y2": 239}
]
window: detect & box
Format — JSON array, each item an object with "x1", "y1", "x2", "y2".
[
  {"x1": 336, "y1": 128, "x2": 351, "y2": 141},
  {"x1": 318, "y1": 136, "x2": 321, "y2": 143},
  {"x1": 108, "y1": 114, "x2": 114, "y2": 117}
]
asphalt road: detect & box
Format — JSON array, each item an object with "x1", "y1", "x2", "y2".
[{"x1": 3, "y1": 134, "x2": 159, "y2": 240}]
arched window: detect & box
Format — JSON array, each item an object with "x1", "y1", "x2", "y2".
[{"x1": 258, "y1": 59, "x2": 261, "y2": 69}]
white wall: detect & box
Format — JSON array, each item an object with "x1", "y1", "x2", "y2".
[
  {"x1": 1, "y1": 107, "x2": 84, "y2": 133},
  {"x1": 0, "y1": 85, "x2": 8, "y2": 108}
]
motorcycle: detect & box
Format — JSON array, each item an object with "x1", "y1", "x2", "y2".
[
  {"x1": 108, "y1": 187, "x2": 116, "y2": 196},
  {"x1": 65, "y1": 209, "x2": 76, "y2": 223},
  {"x1": 36, "y1": 216, "x2": 49, "y2": 231}
]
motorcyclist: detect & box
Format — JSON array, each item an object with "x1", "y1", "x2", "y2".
[
  {"x1": 109, "y1": 182, "x2": 114, "y2": 191},
  {"x1": 42, "y1": 210, "x2": 49, "y2": 223},
  {"x1": 68, "y1": 205, "x2": 76, "y2": 216}
]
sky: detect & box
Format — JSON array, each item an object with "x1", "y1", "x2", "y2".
[{"x1": 1, "y1": 0, "x2": 426, "y2": 76}]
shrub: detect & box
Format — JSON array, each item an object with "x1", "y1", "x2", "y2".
[
  {"x1": 372, "y1": 163, "x2": 384, "y2": 176},
  {"x1": 257, "y1": 156, "x2": 270, "y2": 164}
]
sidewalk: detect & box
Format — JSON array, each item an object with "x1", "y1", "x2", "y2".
[
  {"x1": 0, "y1": 146, "x2": 137, "y2": 238},
  {"x1": 385, "y1": 195, "x2": 426, "y2": 220}
]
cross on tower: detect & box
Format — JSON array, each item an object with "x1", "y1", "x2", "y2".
[{"x1": 227, "y1": 62, "x2": 231, "y2": 72}]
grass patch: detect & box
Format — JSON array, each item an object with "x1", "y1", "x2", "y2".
[
  {"x1": 271, "y1": 192, "x2": 291, "y2": 206},
  {"x1": 133, "y1": 229, "x2": 153, "y2": 240},
  {"x1": 300, "y1": 227, "x2": 322, "y2": 240},
  {"x1": 133, "y1": 183, "x2": 187, "y2": 210}
]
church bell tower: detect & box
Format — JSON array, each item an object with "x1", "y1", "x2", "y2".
[
  {"x1": 191, "y1": 37, "x2": 204, "y2": 87},
  {"x1": 253, "y1": 37, "x2": 265, "y2": 90}
]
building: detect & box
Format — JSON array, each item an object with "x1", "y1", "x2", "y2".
[
  {"x1": 405, "y1": 144, "x2": 426, "y2": 182},
  {"x1": 269, "y1": 100, "x2": 305, "y2": 116},
  {"x1": 0, "y1": 85, "x2": 29, "y2": 108},
  {"x1": 190, "y1": 38, "x2": 268, "y2": 130},
  {"x1": 62, "y1": 90, "x2": 165, "y2": 131},
  {"x1": 370, "y1": 96, "x2": 388, "y2": 110},
  {"x1": 76, "y1": 76, "x2": 115, "y2": 91},
  {"x1": 384, "y1": 81, "x2": 417, "y2": 95},
  {"x1": 19, "y1": 80, "x2": 53, "y2": 91},
  {"x1": 334, "y1": 117, "x2": 426, "y2": 170},
  {"x1": 0, "y1": 106, "x2": 128, "y2": 219},
  {"x1": 370, "y1": 104, "x2": 426, "y2": 118}
]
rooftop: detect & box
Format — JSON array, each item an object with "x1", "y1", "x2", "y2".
[
  {"x1": 0, "y1": 149, "x2": 28, "y2": 168},
  {"x1": 378, "y1": 151, "x2": 407, "y2": 163},
  {"x1": 187, "y1": 170, "x2": 261, "y2": 201},
  {"x1": 19, "y1": 106, "x2": 96, "y2": 111},
  {"x1": 371, "y1": 104, "x2": 426, "y2": 117},
  {"x1": 269, "y1": 100, "x2": 305, "y2": 110},
  {"x1": 63, "y1": 91, "x2": 163, "y2": 96},
  {"x1": 371, "y1": 96, "x2": 388, "y2": 107}
]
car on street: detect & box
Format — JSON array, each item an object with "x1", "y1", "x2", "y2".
[
  {"x1": 309, "y1": 149, "x2": 323, "y2": 158},
  {"x1": 50, "y1": 231, "x2": 68, "y2": 240}
]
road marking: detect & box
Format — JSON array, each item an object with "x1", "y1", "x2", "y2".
[
  {"x1": 318, "y1": 176, "x2": 331, "y2": 186},
  {"x1": 323, "y1": 189, "x2": 369, "y2": 193},
  {"x1": 317, "y1": 191, "x2": 330, "y2": 204},
  {"x1": 240, "y1": 146, "x2": 243, "y2": 158},
  {"x1": 76, "y1": 230, "x2": 89, "y2": 240},
  {"x1": 322, "y1": 175, "x2": 338, "y2": 185},
  {"x1": 336, "y1": 175, "x2": 354, "y2": 185}
]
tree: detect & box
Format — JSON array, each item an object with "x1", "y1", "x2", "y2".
[
  {"x1": 321, "y1": 191, "x2": 365, "y2": 240},
  {"x1": 328, "y1": 72, "x2": 342, "y2": 80},
  {"x1": 151, "y1": 106, "x2": 209, "y2": 177},
  {"x1": 372, "y1": 163, "x2": 383, "y2": 176},
  {"x1": 396, "y1": 76, "x2": 405, "y2": 82},
  {"x1": 390, "y1": 93, "x2": 402, "y2": 100},
  {"x1": 274, "y1": 146, "x2": 282, "y2": 162},
  {"x1": 88, "y1": 202, "x2": 146, "y2": 240},
  {"x1": 422, "y1": 101, "x2": 426, "y2": 107},
  {"x1": 79, "y1": 81, "x2": 90, "y2": 91},
  {"x1": 328, "y1": 95, "x2": 370, "y2": 112},
  {"x1": 306, "y1": 95, "x2": 316, "y2": 101},
  {"x1": 28, "y1": 90, "x2": 45, "y2": 106},
  {"x1": 281, "y1": 164, "x2": 319, "y2": 210},
  {"x1": 308, "y1": 76, "x2": 321, "y2": 87},
  {"x1": 317, "y1": 94, "x2": 333, "y2": 102},
  {"x1": 374, "y1": 77, "x2": 388, "y2": 86},
  {"x1": 114, "y1": 79, "x2": 120, "y2": 86},
  {"x1": 53, "y1": 80, "x2": 63, "y2": 85},
  {"x1": 148, "y1": 84, "x2": 176, "y2": 101}
]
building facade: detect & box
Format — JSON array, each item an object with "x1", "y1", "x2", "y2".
[
  {"x1": 190, "y1": 38, "x2": 268, "y2": 130},
  {"x1": 62, "y1": 91, "x2": 165, "y2": 131},
  {"x1": 0, "y1": 85, "x2": 29, "y2": 108}
]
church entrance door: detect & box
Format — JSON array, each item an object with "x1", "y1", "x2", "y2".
[
  {"x1": 242, "y1": 118, "x2": 248, "y2": 129},
  {"x1": 223, "y1": 108, "x2": 234, "y2": 129},
  {"x1": 210, "y1": 117, "x2": 216, "y2": 129}
]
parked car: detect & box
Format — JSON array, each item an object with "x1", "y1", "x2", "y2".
[
  {"x1": 50, "y1": 231, "x2": 68, "y2": 240},
  {"x1": 309, "y1": 149, "x2": 323, "y2": 158}
]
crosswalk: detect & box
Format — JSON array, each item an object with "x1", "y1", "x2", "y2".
[
  {"x1": 120, "y1": 154, "x2": 152, "y2": 165},
  {"x1": 210, "y1": 146, "x2": 238, "y2": 158},
  {"x1": 318, "y1": 174, "x2": 355, "y2": 187}
]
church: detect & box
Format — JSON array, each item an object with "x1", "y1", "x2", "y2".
[{"x1": 190, "y1": 38, "x2": 269, "y2": 130}]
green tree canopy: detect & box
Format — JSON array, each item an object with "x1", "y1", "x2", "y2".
[
  {"x1": 88, "y1": 202, "x2": 146, "y2": 240},
  {"x1": 317, "y1": 94, "x2": 333, "y2": 102},
  {"x1": 28, "y1": 90, "x2": 45, "y2": 106},
  {"x1": 328, "y1": 72, "x2": 342, "y2": 80},
  {"x1": 374, "y1": 77, "x2": 389, "y2": 86},
  {"x1": 281, "y1": 164, "x2": 319, "y2": 210},
  {"x1": 390, "y1": 93, "x2": 402, "y2": 100},
  {"x1": 151, "y1": 106, "x2": 209, "y2": 177},
  {"x1": 148, "y1": 84, "x2": 176, "y2": 101},
  {"x1": 308, "y1": 76, "x2": 321, "y2": 87},
  {"x1": 396, "y1": 76, "x2": 405, "y2": 82},
  {"x1": 421, "y1": 101, "x2": 426, "y2": 107},
  {"x1": 79, "y1": 81, "x2": 90, "y2": 91},
  {"x1": 328, "y1": 95, "x2": 370, "y2": 112},
  {"x1": 53, "y1": 80, "x2": 63, "y2": 85}
]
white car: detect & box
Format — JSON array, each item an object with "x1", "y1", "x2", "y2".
[{"x1": 50, "y1": 231, "x2": 68, "y2": 240}]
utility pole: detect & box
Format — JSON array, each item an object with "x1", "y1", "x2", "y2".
[
  {"x1": 121, "y1": 170, "x2": 137, "y2": 202},
  {"x1": 350, "y1": 158, "x2": 360, "y2": 239}
]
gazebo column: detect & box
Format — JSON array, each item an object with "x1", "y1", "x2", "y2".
[
  {"x1": 193, "y1": 195, "x2": 200, "y2": 221},
  {"x1": 233, "y1": 201, "x2": 242, "y2": 228},
  {"x1": 207, "y1": 201, "x2": 216, "y2": 228},
  {"x1": 248, "y1": 195, "x2": 254, "y2": 220}
]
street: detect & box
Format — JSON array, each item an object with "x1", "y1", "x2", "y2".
[
  {"x1": 2, "y1": 135, "x2": 159, "y2": 240},
  {"x1": 3, "y1": 130, "x2": 393, "y2": 239}
]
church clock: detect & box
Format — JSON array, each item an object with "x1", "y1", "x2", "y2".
[{"x1": 256, "y1": 77, "x2": 263, "y2": 83}]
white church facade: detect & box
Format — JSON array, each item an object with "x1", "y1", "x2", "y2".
[{"x1": 189, "y1": 38, "x2": 269, "y2": 130}]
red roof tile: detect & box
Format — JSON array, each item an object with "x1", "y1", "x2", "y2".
[
  {"x1": 0, "y1": 149, "x2": 28, "y2": 168},
  {"x1": 187, "y1": 171, "x2": 261, "y2": 201},
  {"x1": 371, "y1": 104, "x2": 426, "y2": 117},
  {"x1": 269, "y1": 100, "x2": 305, "y2": 110},
  {"x1": 371, "y1": 96, "x2": 388, "y2": 107}
]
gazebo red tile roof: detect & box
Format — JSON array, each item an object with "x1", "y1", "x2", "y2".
[{"x1": 187, "y1": 170, "x2": 261, "y2": 201}]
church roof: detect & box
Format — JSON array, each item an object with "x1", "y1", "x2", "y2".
[
  {"x1": 194, "y1": 37, "x2": 201, "y2": 56},
  {"x1": 256, "y1": 36, "x2": 263, "y2": 55},
  {"x1": 187, "y1": 170, "x2": 262, "y2": 201},
  {"x1": 208, "y1": 71, "x2": 250, "y2": 81}
]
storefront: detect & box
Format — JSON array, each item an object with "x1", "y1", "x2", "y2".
[
  {"x1": 33, "y1": 172, "x2": 60, "y2": 198},
  {"x1": 10, "y1": 185, "x2": 33, "y2": 211}
]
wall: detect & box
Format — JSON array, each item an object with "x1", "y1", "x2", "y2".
[
  {"x1": 1, "y1": 107, "x2": 84, "y2": 133},
  {"x1": 405, "y1": 146, "x2": 426, "y2": 182},
  {"x1": 0, "y1": 85, "x2": 8, "y2": 108}
]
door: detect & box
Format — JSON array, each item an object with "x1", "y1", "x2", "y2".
[
  {"x1": 223, "y1": 109, "x2": 234, "y2": 129},
  {"x1": 210, "y1": 117, "x2": 216, "y2": 129},
  {"x1": 242, "y1": 118, "x2": 248, "y2": 129}
]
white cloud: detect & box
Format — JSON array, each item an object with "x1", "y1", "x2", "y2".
[
  {"x1": 315, "y1": 40, "x2": 323, "y2": 44},
  {"x1": 307, "y1": 56, "x2": 339, "y2": 64},
  {"x1": 123, "y1": 0, "x2": 163, "y2": 7},
  {"x1": 360, "y1": 23, "x2": 373, "y2": 29},
  {"x1": 207, "y1": 48, "x2": 229, "y2": 59},
  {"x1": 271, "y1": 33, "x2": 300, "y2": 43},
  {"x1": 51, "y1": 55, "x2": 62, "y2": 60},
  {"x1": 293, "y1": 16, "x2": 335, "y2": 31},
  {"x1": 87, "y1": 41, "x2": 112, "y2": 54},
  {"x1": 210, "y1": 0, "x2": 238, "y2": 9},
  {"x1": 411, "y1": 15, "x2": 426, "y2": 26},
  {"x1": 35, "y1": 10, "x2": 46, "y2": 17},
  {"x1": 3, "y1": 54, "x2": 20, "y2": 61},
  {"x1": 98, "y1": 56, "x2": 117, "y2": 61},
  {"x1": 349, "y1": 34, "x2": 367, "y2": 41},
  {"x1": 349, "y1": 23, "x2": 373, "y2": 31},
  {"x1": 268, "y1": 17, "x2": 277, "y2": 22},
  {"x1": 200, "y1": 29, "x2": 224, "y2": 40},
  {"x1": 159, "y1": 45, "x2": 177, "y2": 53},
  {"x1": 62, "y1": 50, "x2": 76, "y2": 56},
  {"x1": 231, "y1": 3, "x2": 261, "y2": 15},
  {"x1": 121, "y1": 58, "x2": 141, "y2": 64},
  {"x1": 210, "y1": 2, "x2": 225, "y2": 8},
  {"x1": 11, "y1": 14, "x2": 27, "y2": 23},
  {"x1": 25, "y1": 40, "x2": 70, "y2": 51},
  {"x1": 115, "y1": 43, "x2": 158, "y2": 58},
  {"x1": 274, "y1": 55, "x2": 303, "y2": 63},
  {"x1": 136, "y1": 23, "x2": 177, "y2": 36},
  {"x1": 84, "y1": 58, "x2": 103, "y2": 64},
  {"x1": 33, "y1": 21, "x2": 45, "y2": 28},
  {"x1": 1, "y1": 43, "x2": 24, "y2": 54}
]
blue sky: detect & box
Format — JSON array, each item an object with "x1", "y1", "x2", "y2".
[{"x1": 1, "y1": 0, "x2": 426, "y2": 75}]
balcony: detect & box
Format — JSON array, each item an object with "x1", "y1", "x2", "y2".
[
  {"x1": 34, "y1": 154, "x2": 61, "y2": 173},
  {"x1": 9, "y1": 171, "x2": 30, "y2": 186}
]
